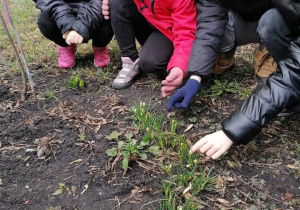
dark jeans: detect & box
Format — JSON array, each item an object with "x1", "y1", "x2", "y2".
[
  {"x1": 257, "y1": 8, "x2": 294, "y2": 62},
  {"x1": 110, "y1": 0, "x2": 174, "y2": 73},
  {"x1": 37, "y1": 11, "x2": 113, "y2": 47},
  {"x1": 220, "y1": 8, "x2": 294, "y2": 63}
]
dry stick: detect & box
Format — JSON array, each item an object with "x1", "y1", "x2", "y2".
[
  {"x1": 0, "y1": 10, "x2": 27, "y2": 101},
  {"x1": 0, "y1": 52, "x2": 16, "y2": 85},
  {"x1": 2, "y1": 0, "x2": 35, "y2": 96}
]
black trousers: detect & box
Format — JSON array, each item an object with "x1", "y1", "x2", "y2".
[
  {"x1": 37, "y1": 9, "x2": 113, "y2": 47},
  {"x1": 110, "y1": 0, "x2": 174, "y2": 73}
]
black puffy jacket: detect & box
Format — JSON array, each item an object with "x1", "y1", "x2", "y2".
[
  {"x1": 187, "y1": 0, "x2": 300, "y2": 144},
  {"x1": 35, "y1": 0, "x2": 104, "y2": 41},
  {"x1": 222, "y1": 39, "x2": 300, "y2": 145},
  {"x1": 222, "y1": 0, "x2": 300, "y2": 145}
]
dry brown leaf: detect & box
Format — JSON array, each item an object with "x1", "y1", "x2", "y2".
[
  {"x1": 216, "y1": 198, "x2": 230, "y2": 206},
  {"x1": 184, "y1": 124, "x2": 193, "y2": 133},
  {"x1": 0, "y1": 146, "x2": 22, "y2": 152},
  {"x1": 231, "y1": 155, "x2": 242, "y2": 169},
  {"x1": 223, "y1": 176, "x2": 235, "y2": 182},
  {"x1": 283, "y1": 193, "x2": 294, "y2": 202},
  {"x1": 182, "y1": 183, "x2": 192, "y2": 195},
  {"x1": 71, "y1": 186, "x2": 77, "y2": 197},
  {"x1": 80, "y1": 184, "x2": 88, "y2": 195},
  {"x1": 287, "y1": 164, "x2": 300, "y2": 170},
  {"x1": 69, "y1": 159, "x2": 83, "y2": 165},
  {"x1": 131, "y1": 187, "x2": 141, "y2": 194},
  {"x1": 216, "y1": 176, "x2": 224, "y2": 189},
  {"x1": 226, "y1": 160, "x2": 235, "y2": 169}
]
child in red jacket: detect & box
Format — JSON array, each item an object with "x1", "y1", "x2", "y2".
[
  {"x1": 102, "y1": 0, "x2": 196, "y2": 92},
  {"x1": 36, "y1": 0, "x2": 114, "y2": 68}
]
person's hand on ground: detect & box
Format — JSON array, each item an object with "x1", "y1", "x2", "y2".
[
  {"x1": 161, "y1": 67, "x2": 184, "y2": 97},
  {"x1": 189, "y1": 130, "x2": 233, "y2": 159},
  {"x1": 166, "y1": 77, "x2": 200, "y2": 111},
  {"x1": 65, "y1": 31, "x2": 83, "y2": 45},
  {"x1": 102, "y1": 0, "x2": 110, "y2": 20}
]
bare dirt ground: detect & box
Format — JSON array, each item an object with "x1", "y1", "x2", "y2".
[{"x1": 0, "y1": 1, "x2": 299, "y2": 209}]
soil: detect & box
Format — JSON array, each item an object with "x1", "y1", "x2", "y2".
[{"x1": 0, "y1": 46, "x2": 300, "y2": 210}]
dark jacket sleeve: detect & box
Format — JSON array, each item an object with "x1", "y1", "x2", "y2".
[
  {"x1": 274, "y1": 0, "x2": 300, "y2": 36},
  {"x1": 36, "y1": 0, "x2": 76, "y2": 35},
  {"x1": 72, "y1": 0, "x2": 104, "y2": 41},
  {"x1": 222, "y1": 39, "x2": 300, "y2": 145},
  {"x1": 186, "y1": 0, "x2": 228, "y2": 77}
]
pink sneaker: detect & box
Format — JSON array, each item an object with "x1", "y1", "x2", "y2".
[
  {"x1": 57, "y1": 45, "x2": 76, "y2": 68},
  {"x1": 93, "y1": 45, "x2": 110, "y2": 67}
]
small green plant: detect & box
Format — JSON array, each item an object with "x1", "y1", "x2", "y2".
[
  {"x1": 68, "y1": 74, "x2": 85, "y2": 89},
  {"x1": 106, "y1": 131, "x2": 161, "y2": 172},
  {"x1": 45, "y1": 88, "x2": 54, "y2": 99},
  {"x1": 202, "y1": 79, "x2": 251, "y2": 98},
  {"x1": 79, "y1": 131, "x2": 86, "y2": 141},
  {"x1": 52, "y1": 183, "x2": 66, "y2": 196}
]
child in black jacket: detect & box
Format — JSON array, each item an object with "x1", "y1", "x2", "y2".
[{"x1": 35, "y1": 0, "x2": 113, "y2": 68}]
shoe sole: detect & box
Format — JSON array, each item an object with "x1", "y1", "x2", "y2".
[
  {"x1": 94, "y1": 59, "x2": 110, "y2": 68},
  {"x1": 112, "y1": 81, "x2": 133, "y2": 90},
  {"x1": 59, "y1": 61, "x2": 75, "y2": 69},
  {"x1": 112, "y1": 72, "x2": 143, "y2": 90}
]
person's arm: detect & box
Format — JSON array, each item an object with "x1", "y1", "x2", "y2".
[
  {"x1": 190, "y1": 40, "x2": 300, "y2": 159},
  {"x1": 166, "y1": 0, "x2": 197, "y2": 76},
  {"x1": 36, "y1": 0, "x2": 76, "y2": 35},
  {"x1": 222, "y1": 40, "x2": 300, "y2": 145},
  {"x1": 160, "y1": 0, "x2": 197, "y2": 97},
  {"x1": 166, "y1": 0, "x2": 228, "y2": 111},
  {"x1": 72, "y1": 0, "x2": 105, "y2": 41}
]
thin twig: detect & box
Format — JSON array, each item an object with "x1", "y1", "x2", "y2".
[
  {"x1": 2, "y1": 0, "x2": 35, "y2": 95},
  {"x1": 0, "y1": 9, "x2": 27, "y2": 101},
  {"x1": 115, "y1": 189, "x2": 149, "y2": 208}
]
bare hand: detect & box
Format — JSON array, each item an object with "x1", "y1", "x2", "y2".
[
  {"x1": 161, "y1": 67, "x2": 184, "y2": 97},
  {"x1": 102, "y1": 0, "x2": 110, "y2": 20},
  {"x1": 189, "y1": 131, "x2": 233, "y2": 159},
  {"x1": 65, "y1": 31, "x2": 84, "y2": 45},
  {"x1": 62, "y1": 30, "x2": 71, "y2": 39}
]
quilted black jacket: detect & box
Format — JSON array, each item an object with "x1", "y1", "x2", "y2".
[
  {"x1": 35, "y1": 0, "x2": 104, "y2": 41},
  {"x1": 188, "y1": 0, "x2": 300, "y2": 144},
  {"x1": 222, "y1": 39, "x2": 300, "y2": 144}
]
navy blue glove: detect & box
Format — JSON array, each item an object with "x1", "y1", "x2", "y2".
[{"x1": 167, "y1": 79, "x2": 201, "y2": 111}]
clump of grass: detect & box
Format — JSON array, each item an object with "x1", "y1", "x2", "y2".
[{"x1": 128, "y1": 102, "x2": 216, "y2": 208}]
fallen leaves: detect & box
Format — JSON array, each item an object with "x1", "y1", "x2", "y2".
[{"x1": 47, "y1": 105, "x2": 111, "y2": 133}]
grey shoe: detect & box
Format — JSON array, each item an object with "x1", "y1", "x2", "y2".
[{"x1": 112, "y1": 57, "x2": 141, "y2": 90}]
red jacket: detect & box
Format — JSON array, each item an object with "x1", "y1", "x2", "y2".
[{"x1": 133, "y1": 0, "x2": 196, "y2": 76}]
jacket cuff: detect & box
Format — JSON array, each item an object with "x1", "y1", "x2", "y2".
[
  {"x1": 221, "y1": 110, "x2": 261, "y2": 145},
  {"x1": 71, "y1": 20, "x2": 90, "y2": 41}
]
